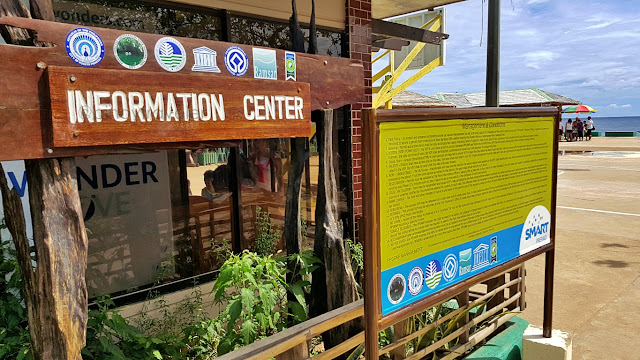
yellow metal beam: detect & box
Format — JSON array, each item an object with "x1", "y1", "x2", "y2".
[
  {"x1": 373, "y1": 16, "x2": 442, "y2": 108},
  {"x1": 372, "y1": 64, "x2": 391, "y2": 83},
  {"x1": 375, "y1": 56, "x2": 441, "y2": 106},
  {"x1": 372, "y1": 49, "x2": 390, "y2": 64}
]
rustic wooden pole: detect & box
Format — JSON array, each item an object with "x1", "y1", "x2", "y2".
[
  {"x1": 0, "y1": 1, "x2": 88, "y2": 358},
  {"x1": 310, "y1": 109, "x2": 361, "y2": 350},
  {"x1": 1, "y1": 159, "x2": 88, "y2": 360}
]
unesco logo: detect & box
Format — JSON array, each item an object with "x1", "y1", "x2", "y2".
[
  {"x1": 65, "y1": 28, "x2": 105, "y2": 67},
  {"x1": 224, "y1": 46, "x2": 248, "y2": 76}
]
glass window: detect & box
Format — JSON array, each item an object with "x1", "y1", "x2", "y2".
[
  {"x1": 52, "y1": 0, "x2": 223, "y2": 40},
  {"x1": 230, "y1": 15, "x2": 343, "y2": 57}
]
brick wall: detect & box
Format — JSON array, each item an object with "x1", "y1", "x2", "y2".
[{"x1": 347, "y1": 0, "x2": 372, "y2": 239}]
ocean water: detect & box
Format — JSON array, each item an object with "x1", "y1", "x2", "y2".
[{"x1": 561, "y1": 116, "x2": 640, "y2": 134}]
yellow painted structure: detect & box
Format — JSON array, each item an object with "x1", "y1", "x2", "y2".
[{"x1": 372, "y1": 14, "x2": 444, "y2": 109}]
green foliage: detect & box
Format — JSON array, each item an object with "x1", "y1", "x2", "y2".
[
  {"x1": 211, "y1": 250, "x2": 320, "y2": 355},
  {"x1": 344, "y1": 238, "x2": 364, "y2": 274},
  {"x1": 82, "y1": 297, "x2": 184, "y2": 360},
  {"x1": 211, "y1": 251, "x2": 287, "y2": 355},
  {"x1": 0, "y1": 220, "x2": 33, "y2": 360},
  {"x1": 254, "y1": 207, "x2": 281, "y2": 256}
]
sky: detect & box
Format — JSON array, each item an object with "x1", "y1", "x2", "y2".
[{"x1": 378, "y1": 0, "x2": 640, "y2": 117}]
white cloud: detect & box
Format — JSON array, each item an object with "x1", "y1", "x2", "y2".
[
  {"x1": 527, "y1": 0, "x2": 550, "y2": 4},
  {"x1": 608, "y1": 104, "x2": 632, "y2": 108}
]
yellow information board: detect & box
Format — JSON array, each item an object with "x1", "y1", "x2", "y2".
[{"x1": 377, "y1": 117, "x2": 555, "y2": 314}]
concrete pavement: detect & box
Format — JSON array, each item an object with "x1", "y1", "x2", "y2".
[{"x1": 520, "y1": 137, "x2": 640, "y2": 359}]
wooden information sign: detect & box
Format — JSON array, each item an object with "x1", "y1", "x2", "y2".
[
  {"x1": 362, "y1": 107, "x2": 559, "y2": 357},
  {"x1": 48, "y1": 66, "x2": 311, "y2": 147},
  {"x1": 0, "y1": 17, "x2": 364, "y2": 161}
]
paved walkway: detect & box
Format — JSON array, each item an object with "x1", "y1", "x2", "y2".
[{"x1": 520, "y1": 137, "x2": 640, "y2": 359}]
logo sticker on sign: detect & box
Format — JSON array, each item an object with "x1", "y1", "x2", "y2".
[
  {"x1": 253, "y1": 48, "x2": 277, "y2": 80},
  {"x1": 285, "y1": 51, "x2": 296, "y2": 81},
  {"x1": 65, "y1": 28, "x2": 105, "y2": 67},
  {"x1": 154, "y1": 37, "x2": 186, "y2": 72},
  {"x1": 192, "y1": 46, "x2": 221, "y2": 73},
  {"x1": 114, "y1": 34, "x2": 147, "y2": 70},
  {"x1": 224, "y1": 46, "x2": 248, "y2": 76}
]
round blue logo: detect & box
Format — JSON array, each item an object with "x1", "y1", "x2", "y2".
[
  {"x1": 154, "y1": 37, "x2": 186, "y2": 72},
  {"x1": 443, "y1": 254, "x2": 458, "y2": 282},
  {"x1": 65, "y1": 28, "x2": 105, "y2": 67},
  {"x1": 224, "y1": 46, "x2": 248, "y2": 76}
]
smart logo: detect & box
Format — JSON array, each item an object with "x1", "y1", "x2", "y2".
[
  {"x1": 443, "y1": 254, "x2": 457, "y2": 282},
  {"x1": 459, "y1": 249, "x2": 472, "y2": 276},
  {"x1": 65, "y1": 27, "x2": 105, "y2": 67},
  {"x1": 519, "y1": 205, "x2": 552, "y2": 254},
  {"x1": 77, "y1": 161, "x2": 158, "y2": 221}
]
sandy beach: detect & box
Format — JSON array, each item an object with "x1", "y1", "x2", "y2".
[{"x1": 521, "y1": 137, "x2": 640, "y2": 359}]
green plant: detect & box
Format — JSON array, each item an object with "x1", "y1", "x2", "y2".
[
  {"x1": 344, "y1": 238, "x2": 364, "y2": 275},
  {"x1": 211, "y1": 250, "x2": 319, "y2": 355},
  {"x1": 82, "y1": 296, "x2": 184, "y2": 360},
  {"x1": 211, "y1": 251, "x2": 288, "y2": 355},
  {"x1": 254, "y1": 207, "x2": 281, "y2": 256},
  {"x1": 0, "y1": 220, "x2": 32, "y2": 360}
]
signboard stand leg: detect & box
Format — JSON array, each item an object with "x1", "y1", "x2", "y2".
[{"x1": 543, "y1": 248, "x2": 555, "y2": 338}]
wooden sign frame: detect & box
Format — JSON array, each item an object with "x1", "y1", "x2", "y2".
[
  {"x1": 362, "y1": 107, "x2": 560, "y2": 358},
  {"x1": 0, "y1": 17, "x2": 364, "y2": 161}
]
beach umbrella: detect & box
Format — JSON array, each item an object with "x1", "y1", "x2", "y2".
[{"x1": 562, "y1": 104, "x2": 597, "y2": 113}]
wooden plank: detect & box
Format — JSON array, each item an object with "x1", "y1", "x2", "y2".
[
  {"x1": 309, "y1": 331, "x2": 364, "y2": 360},
  {"x1": 371, "y1": 18, "x2": 449, "y2": 45},
  {"x1": 47, "y1": 65, "x2": 311, "y2": 147},
  {"x1": 439, "y1": 309, "x2": 520, "y2": 360},
  {"x1": 216, "y1": 299, "x2": 364, "y2": 360},
  {"x1": 0, "y1": 17, "x2": 364, "y2": 111}
]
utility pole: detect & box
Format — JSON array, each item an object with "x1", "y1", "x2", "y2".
[{"x1": 486, "y1": 0, "x2": 500, "y2": 107}]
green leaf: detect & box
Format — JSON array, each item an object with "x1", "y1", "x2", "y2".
[
  {"x1": 257, "y1": 284, "x2": 277, "y2": 311},
  {"x1": 288, "y1": 281, "x2": 308, "y2": 309},
  {"x1": 240, "y1": 319, "x2": 258, "y2": 344},
  {"x1": 152, "y1": 350, "x2": 163, "y2": 359},
  {"x1": 240, "y1": 287, "x2": 256, "y2": 314},
  {"x1": 227, "y1": 299, "x2": 243, "y2": 329},
  {"x1": 288, "y1": 301, "x2": 307, "y2": 323}
]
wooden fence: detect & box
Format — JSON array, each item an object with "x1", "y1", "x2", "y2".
[{"x1": 217, "y1": 264, "x2": 525, "y2": 360}]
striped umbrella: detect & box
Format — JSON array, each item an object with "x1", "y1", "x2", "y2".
[{"x1": 562, "y1": 104, "x2": 597, "y2": 113}]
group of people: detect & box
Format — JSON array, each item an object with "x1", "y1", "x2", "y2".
[{"x1": 560, "y1": 116, "x2": 594, "y2": 142}]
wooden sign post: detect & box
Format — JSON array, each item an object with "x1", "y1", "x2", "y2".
[{"x1": 362, "y1": 107, "x2": 559, "y2": 358}]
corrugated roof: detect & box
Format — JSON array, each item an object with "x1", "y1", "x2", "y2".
[
  {"x1": 393, "y1": 90, "x2": 456, "y2": 108},
  {"x1": 433, "y1": 88, "x2": 581, "y2": 108}
]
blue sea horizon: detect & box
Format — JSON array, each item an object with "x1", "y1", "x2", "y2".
[{"x1": 560, "y1": 116, "x2": 640, "y2": 135}]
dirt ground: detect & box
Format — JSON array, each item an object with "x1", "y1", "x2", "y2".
[{"x1": 520, "y1": 137, "x2": 640, "y2": 359}]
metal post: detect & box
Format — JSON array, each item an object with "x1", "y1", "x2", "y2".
[
  {"x1": 486, "y1": 0, "x2": 500, "y2": 107},
  {"x1": 543, "y1": 248, "x2": 555, "y2": 337}
]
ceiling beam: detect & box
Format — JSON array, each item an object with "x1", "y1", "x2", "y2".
[{"x1": 371, "y1": 18, "x2": 449, "y2": 45}]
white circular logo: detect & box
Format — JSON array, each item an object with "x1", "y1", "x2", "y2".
[
  {"x1": 519, "y1": 205, "x2": 552, "y2": 255},
  {"x1": 408, "y1": 267, "x2": 424, "y2": 296},
  {"x1": 65, "y1": 28, "x2": 105, "y2": 67},
  {"x1": 154, "y1": 37, "x2": 186, "y2": 72},
  {"x1": 443, "y1": 254, "x2": 458, "y2": 282},
  {"x1": 224, "y1": 46, "x2": 248, "y2": 76},
  {"x1": 114, "y1": 34, "x2": 147, "y2": 70},
  {"x1": 387, "y1": 274, "x2": 406, "y2": 305}
]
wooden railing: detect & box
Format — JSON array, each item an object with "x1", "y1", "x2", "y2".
[{"x1": 217, "y1": 264, "x2": 525, "y2": 359}]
